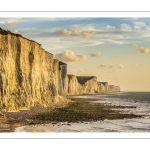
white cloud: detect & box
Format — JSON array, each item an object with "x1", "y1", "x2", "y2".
[
  {"x1": 133, "y1": 22, "x2": 147, "y2": 30},
  {"x1": 106, "y1": 39, "x2": 124, "y2": 44},
  {"x1": 54, "y1": 50, "x2": 87, "y2": 62},
  {"x1": 2, "y1": 19, "x2": 150, "y2": 50},
  {"x1": 82, "y1": 32, "x2": 95, "y2": 39},
  {"x1": 4, "y1": 21, "x2": 18, "y2": 28},
  {"x1": 117, "y1": 64, "x2": 123, "y2": 68},
  {"x1": 108, "y1": 68, "x2": 118, "y2": 73},
  {"x1": 131, "y1": 43, "x2": 138, "y2": 48},
  {"x1": 104, "y1": 25, "x2": 116, "y2": 31},
  {"x1": 32, "y1": 36, "x2": 104, "y2": 51},
  {"x1": 59, "y1": 29, "x2": 95, "y2": 39},
  {"x1": 120, "y1": 24, "x2": 132, "y2": 31},
  {"x1": 131, "y1": 43, "x2": 150, "y2": 54},
  {"x1": 112, "y1": 55, "x2": 123, "y2": 58},
  {"x1": 133, "y1": 22, "x2": 146, "y2": 27},
  {"x1": 134, "y1": 63, "x2": 138, "y2": 67},
  {"x1": 98, "y1": 64, "x2": 106, "y2": 67},
  {"x1": 109, "y1": 65, "x2": 115, "y2": 68},
  {"x1": 109, "y1": 64, "x2": 123, "y2": 69},
  {"x1": 60, "y1": 29, "x2": 82, "y2": 36},
  {"x1": 90, "y1": 52, "x2": 101, "y2": 57},
  {"x1": 139, "y1": 47, "x2": 149, "y2": 54}
]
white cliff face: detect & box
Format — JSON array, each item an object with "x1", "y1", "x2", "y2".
[
  {"x1": 97, "y1": 82, "x2": 109, "y2": 93},
  {"x1": 79, "y1": 76, "x2": 98, "y2": 94},
  {"x1": 0, "y1": 30, "x2": 66, "y2": 111},
  {"x1": 109, "y1": 85, "x2": 120, "y2": 92},
  {"x1": 0, "y1": 28, "x2": 120, "y2": 111},
  {"x1": 66, "y1": 77, "x2": 120, "y2": 95},
  {"x1": 66, "y1": 75, "x2": 83, "y2": 95},
  {"x1": 66, "y1": 76, "x2": 98, "y2": 95}
]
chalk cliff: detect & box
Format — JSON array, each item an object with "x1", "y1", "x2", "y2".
[
  {"x1": 53, "y1": 59, "x2": 67, "y2": 96},
  {"x1": 0, "y1": 28, "x2": 120, "y2": 111},
  {"x1": 66, "y1": 75, "x2": 83, "y2": 95},
  {"x1": 66, "y1": 76, "x2": 120, "y2": 95},
  {"x1": 0, "y1": 29, "x2": 67, "y2": 111},
  {"x1": 97, "y1": 82, "x2": 109, "y2": 92},
  {"x1": 77, "y1": 76, "x2": 98, "y2": 94},
  {"x1": 108, "y1": 85, "x2": 120, "y2": 92}
]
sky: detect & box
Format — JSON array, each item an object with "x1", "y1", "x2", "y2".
[{"x1": 0, "y1": 18, "x2": 150, "y2": 91}]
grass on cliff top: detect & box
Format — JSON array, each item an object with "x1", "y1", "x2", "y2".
[{"x1": 29, "y1": 99, "x2": 142, "y2": 124}]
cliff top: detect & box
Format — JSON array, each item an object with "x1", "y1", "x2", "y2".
[
  {"x1": 77, "y1": 76, "x2": 97, "y2": 85},
  {"x1": 100, "y1": 82, "x2": 108, "y2": 84},
  {"x1": 59, "y1": 61, "x2": 67, "y2": 66},
  {"x1": 0, "y1": 28, "x2": 41, "y2": 47}
]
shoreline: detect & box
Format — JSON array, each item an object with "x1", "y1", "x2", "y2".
[
  {"x1": 0, "y1": 102, "x2": 69, "y2": 132},
  {"x1": 0, "y1": 93, "x2": 144, "y2": 132}
]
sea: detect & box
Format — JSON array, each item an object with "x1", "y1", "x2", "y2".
[{"x1": 15, "y1": 92, "x2": 150, "y2": 132}]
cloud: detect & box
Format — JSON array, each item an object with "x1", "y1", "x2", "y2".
[
  {"x1": 131, "y1": 43, "x2": 138, "y2": 48},
  {"x1": 133, "y1": 22, "x2": 146, "y2": 30},
  {"x1": 108, "y1": 68, "x2": 118, "y2": 73},
  {"x1": 104, "y1": 25, "x2": 116, "y2": 31},
  {"x1": 117, "y1": 64, "x2": 123, "y2": 68},
  {"x1": 97, "y1": 64, "x2": 106, "y2": 67},
  {"x1": 4, "y1": 21, "x2": 18, "y2": 28},
  {"x1": 3, "y1": 18, "x2": 150, "y2": 50},
  {"x1": 54, "y1": 50, "x2": 87, "y2": 62},
  {"x1": 112, "y1": 55, "x2": 123, "y2": 58},
  {"x1": 59, "y1": 29, "x2": 95, "y2": 39},
  {"x1": 120, "y1": 24, "x2": 132, "y2": 31},
  {"x1": 133, "y1": 63, "x2": 138, "y2": 67},
  {"x1": 90, "y1": 52, "x2": 101, "y2": 57},
  {"x1": 109, "y1": 64, "x2": 123, "y2": 69},
  {"x1": 82, "y1": 32, "x2": 95, "y2": 39},
  {"x1": 13, "y1": 30, "x2": 21, "y2": 34},
  {"x1": 130, "y1": 43, "x2": 150, "y2": 54},
  {"x1": 139, "y1": 47, "x2": 149, "y2": 54},
  {"x1": 133, "y1": 22, "x2": 146, "y2": 27},
  {"x1": 60, "y1": 29, "x2": 82, "y2": 36},
  {"x1": 106, "y1": 40, "x2": 124, "y2": 44},
  {"x1": 109, "y1": 65, "x2": 115, "y2": 68}
]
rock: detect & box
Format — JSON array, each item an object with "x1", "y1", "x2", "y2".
[
  {"x1": 66, "y1": 76, "x2": 120, "y2": 95},
  {"x1": 108, "y1": 85, "x2": 120, "y2": 92},
  {"x1": 0, "y1": 28, "x2": 67, "y2": 112},
  {"x1": 66, "y1": 75, "x2": 83, "y2": 95}
]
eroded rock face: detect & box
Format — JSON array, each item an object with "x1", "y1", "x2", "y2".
[
  {"x1": 0, "y1": 30, "x2": 66, "y2": 111},
  {"x1": 109, "y1": 85, "x2": 120, "y2": 92},
  {"x1": 58, "y1": 61, "x2": 67, "y2": 96},
  {"x1": 66, "y1": 76, "x2": 120, "y2": 95},
  {"x1": 53, "y1": 60, "x2": 67, "y2": 96},
  {"x1": 66, "y1": 75, "x2": 83, "y2": 95},
  {"x1": 77, "y1": 76, "x2": 98, "y2": 94}
]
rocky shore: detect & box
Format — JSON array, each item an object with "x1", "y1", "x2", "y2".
[{"x1": 0, "y1": 95, "x2": 143, "y2": 132}]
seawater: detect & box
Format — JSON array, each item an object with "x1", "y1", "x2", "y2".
[{"x1": 15, "y1": 92, "x2": 150, "y2": 132}]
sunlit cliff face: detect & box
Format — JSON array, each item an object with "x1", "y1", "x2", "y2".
[{"x1": 0, "y1": 18, "x2": 150, "y2": 91}]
